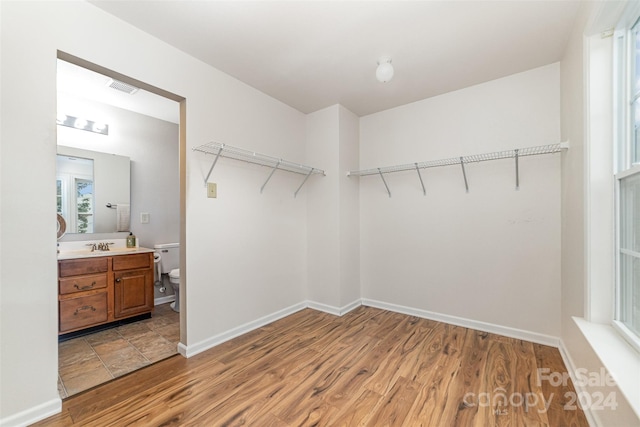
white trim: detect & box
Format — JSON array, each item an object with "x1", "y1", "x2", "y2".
[
  {"x1": 179, "y1": 301, "x2": 308, "y2": 358},
  {"x1": 0, "y1": 398, "x2": 62, "y2": 427},
  {"x1": 558, "y1": 339, "x2": 601, "y2": 427},
  {"x1": 154, "y1": 295, "x2": 176, "y2": 306},
  {"x1": 612, "y1": 320, "x2": 640, "y2": 353},
  {"x1": 615, "y1": 163, "x2": 640, "y2": 180},
  {"x1": 574, "y1": 316, "x2": 640, "y2": 422},
  {"x1": 180, "y1": 298, "x2": 562, "y2": 360},
  {"x1": 178, "y1": 300, "x2": 362, "y2": 357},
  {"x1": 306, "y1": 299, "x2": 361, "y2": 316},
  {"x1": 620, "y1": 247, "x2": 640, "y2": 258},
  {"x1": 361, "y1": 298, "x2": 559, "y2": 347}
]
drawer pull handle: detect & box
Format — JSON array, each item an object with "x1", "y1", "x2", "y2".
[
  {"x1": 115, "y1": 278, "x2": 121, "y2": 283},
  {"x1": 74, "y1": 281, "x2": 96, "y2": 291},
  {"x1": 73, "y1": 305, "x2": 96, "y2": 315}
]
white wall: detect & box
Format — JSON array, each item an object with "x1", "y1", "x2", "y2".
[
  {"x1": 338, "y1": 106, "x2": 360, "y2": 307},
  {"x1": 360, "y1": 64, "x2": 562, "y2": 338},
  {"x1": 0, "y1": 1, "x2": 307, "y2": 424},
  {"x1": 306, "y1": 106, "x2": 341, "y2": 307},
  {"x1": 305, "y1": 105, "x2": 360, "y2": 311}
]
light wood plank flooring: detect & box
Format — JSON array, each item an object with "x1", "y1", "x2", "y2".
[{"x1": 34, "y1": 306, "x2": 588, "y2": 426}]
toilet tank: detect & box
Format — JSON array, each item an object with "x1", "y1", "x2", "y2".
[{"x1": 154, "y1": 243, "x2": 179, "y2": 274}]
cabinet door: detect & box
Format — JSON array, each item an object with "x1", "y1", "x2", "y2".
[{"x1": 114, "y1": 269, "x2": 153, "y2": 318}]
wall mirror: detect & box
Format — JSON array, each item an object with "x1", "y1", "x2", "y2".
[{"x1": 56, "y1": 145, "x2": 130, "y2": 234}]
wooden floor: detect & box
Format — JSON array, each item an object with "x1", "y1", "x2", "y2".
[{"x1": 34, "y1": 307, "x2": 588, "y2": 426}]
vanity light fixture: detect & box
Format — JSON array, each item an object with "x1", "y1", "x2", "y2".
[
  {"x1": 376, "y1": 56, "x2": 394, "y2": 83},
  {"x1": 57, "y1": 114, "x2": 109, "y2": 136}
]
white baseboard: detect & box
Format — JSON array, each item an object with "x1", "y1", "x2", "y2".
[
  {"x1": 558, "y1": 339, "x2": 599, "y2": 427},
  {"x1": 306, "y1": 299, "x2": 362, "y2": 316},
  {"x1": 181, "y1": 297, "x2": 559, "y2": 358},
  {"x1": 180, "y1": 300, "x2": 359, "y2": 357},
  {"x1": 0, "y1": 397, "x2": 61, "y2": 427},
  {"x1": 361, "y1": 298, "x2": 560, "y2": 347},
  {"x1": 180, "y1": 301, "x2": 308, "y2": 358},
  {"x1": 154, "y1": 295, "x2": 176, "y2": 306}
]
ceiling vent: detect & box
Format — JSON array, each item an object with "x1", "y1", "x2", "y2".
[{"x1": 106, "y1": 78, "x2": 139, "y2": 95}]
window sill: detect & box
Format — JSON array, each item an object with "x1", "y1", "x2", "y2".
[{"x1": 574, "y1": 317, "x2": 640, "y2": 420}]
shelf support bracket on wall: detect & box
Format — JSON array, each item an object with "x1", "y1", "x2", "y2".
[
  {"x1": 415, "y1": 163, "x2": 426, "y2": 195},
  {"x1": 460, "y1": 157, "x2": 469, "y2": 193},
  {"x1": 378, "y1": 168, "x2": 391, "y2": 198},
  {"x1": 514, "y1": 149, "x2": 520, "y2": 190},
  {"x1": 260, "y1": 160, "x2": 281, "y2": 194},
  {"x1": 294, "y1": 168, "x2": 314, "y2": 198},
  {"x1": 204, "y1": 144, "x2": 224, "y2": 186}
]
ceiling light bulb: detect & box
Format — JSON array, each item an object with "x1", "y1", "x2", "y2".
[{"x1": 376, "y1": 56, "x2": 394, "y2": 83}]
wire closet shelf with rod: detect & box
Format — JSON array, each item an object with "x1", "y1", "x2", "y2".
[
  {"x1": 347, "y1": 142, "x2": 569, "y2": 197},
  {"x1": 193, "y1": 141, "x2": 326, "y2": 197}
]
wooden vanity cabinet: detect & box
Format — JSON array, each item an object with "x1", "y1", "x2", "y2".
[
  {"x1": 58, "y1": 252, "x2": 154, "y2": 335},
  {"x1": 113, "y1": 253, "x2": 154, "y2": 319}
]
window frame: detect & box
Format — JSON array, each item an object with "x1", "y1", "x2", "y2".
[{"x1": 614, "y1": 13, "x2": 640, "y2": 353}]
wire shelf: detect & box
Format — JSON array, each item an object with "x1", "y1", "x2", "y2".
[
  {"x1": 348, "y1": 143, "x2": 566, "y2": 177},
  {"x1": 347, "y1": 142, "x2": 568, "y2": 197},
  {"x1": 193, "y1": 141, "x2": 325, "y2": 197}
]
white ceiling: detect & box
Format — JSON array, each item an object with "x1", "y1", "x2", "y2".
[{"x1": 84, "y1": 0, "x2": 581, "y2": 117}]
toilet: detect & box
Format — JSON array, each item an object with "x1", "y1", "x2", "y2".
[{"x1": 154, "y1": 243, "x2": 180, "y2": 312}]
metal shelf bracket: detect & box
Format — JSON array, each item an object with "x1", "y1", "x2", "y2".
[
  {"x1": 378, "y1": 168, "x2": 391, "y2": 198},
  {"x1": 294, "y1": 168, "x2": 314, "y2": 198},
  {"x1": 203, "y1": 144, "x2": 224, "y2": 186},
  {"x1": 515, "y1": 149, "x2": 520, "y2": 190},
  {"x1": 460, "y1": 157, "x2": 469, "y2": 193},
  {"x1": 415, "y1": 163, "x2": 426, "y2": 195},
  {"x1": 260, "y1": 160, "x2": 281, "y2": 194}
]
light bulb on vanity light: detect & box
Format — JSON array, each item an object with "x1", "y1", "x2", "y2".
[{"x1": 376, "y1": 56, "x2": 394, "y2": 83}]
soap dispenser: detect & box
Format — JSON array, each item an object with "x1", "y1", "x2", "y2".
[{"x1": 126, "y1": 232, "x2": 136, "y2": 248}]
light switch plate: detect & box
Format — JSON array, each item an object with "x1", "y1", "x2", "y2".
[
  {"x1": 207, "y1": 182, "x2": 217, "y2": 198},
  {"x1": 140, "y1": 212, "x2": 150, "y2": 224}
]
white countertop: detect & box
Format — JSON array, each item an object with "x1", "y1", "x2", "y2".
[{"x1": 57, "y1": 239, "x2": 155, "y2": 260}]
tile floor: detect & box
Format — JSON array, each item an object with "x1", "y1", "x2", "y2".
[{"x1": 58, "y1": 303, "x2": 180, "y2": 398}]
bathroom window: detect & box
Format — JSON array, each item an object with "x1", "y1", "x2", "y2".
[
  {"x1": 615, "y1": 15, "x2": 640, "y2": 351},
  {"x1": 56, "y1": 155, "x2": 94, "y2": 234},
  {"x1": 56, "y1": 179, "x2": 63, "y2": 215},
  {"x1": 75, "y1": 178, "x2": 94, "y2": 234}
]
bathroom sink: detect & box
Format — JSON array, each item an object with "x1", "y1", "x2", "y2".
[{"x1": 57, "y1": 240, "x2": 155, "y2": 259}]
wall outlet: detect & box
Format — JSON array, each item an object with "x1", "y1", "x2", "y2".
[
  {"x1": 207, "y1": 182, "x2": 217, "y2": 198},
  {"x1": 140, "y1": 212, "x2": 150, "y2": 224}
]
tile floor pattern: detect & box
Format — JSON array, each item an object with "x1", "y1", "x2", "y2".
[{"x1": 58, "y1": 303, "x2": 180, "y2": 398}]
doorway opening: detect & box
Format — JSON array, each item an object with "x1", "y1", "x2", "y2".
[{"x1": 55, "y1": 52, "x2": 186, "y2": 398}]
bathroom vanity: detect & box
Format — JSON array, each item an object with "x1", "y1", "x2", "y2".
[{"x1": 57, "y1": 245, "x2": 155, "y2": 335}]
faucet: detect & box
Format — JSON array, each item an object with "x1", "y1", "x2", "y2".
[
  {"x1": 85, "y1": 242, "x2": 114, "y2": 252},
  {"x1": 97, "y1": 242, "x2": 114, "y2": 251}
]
